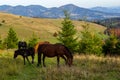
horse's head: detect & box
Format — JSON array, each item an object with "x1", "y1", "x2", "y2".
[
  {"x1": 67, "y1": 55, "x2": 73, "y2": 66},
  {"x1": 13, "y1": 50, "x2": 18, "y2": 59}
]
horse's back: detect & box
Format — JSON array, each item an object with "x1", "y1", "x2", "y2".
[
  {"x1": 34, "y1": 41, "x2": 50, "y2": 53},
  {"x1": 38, "y1": 44, "x2": 57, "y2": 57}
]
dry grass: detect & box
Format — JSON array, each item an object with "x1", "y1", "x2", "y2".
[
  {"x1": 0, "y1": 50, "x2": 120, "y2": 80},
  {"x1": 0, "y1": 12, "x2": 105, "y2": 42}
]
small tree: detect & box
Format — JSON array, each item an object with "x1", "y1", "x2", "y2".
[
  {"x1": 3, "y1": 28, "x2": 18, "y2": 49},
  {"x1": 57, "y1": 11, "x2": 78, "y2": 53},
  {"x1": 0, "y1": 35, "x2": 3, "y2": 49},
  {"x1": 79, "y1": 23, "x2": 103, "y2": 55},
  {"x1": 28, "y1": 33, "x2": 38, "y2": 48},
  {"x1": 103, "y1": 34, "x2": 119, "y2": 55}
]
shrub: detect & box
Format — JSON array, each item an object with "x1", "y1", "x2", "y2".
[
  {"x1": 28, "y1": 33, "x2": 38, "y2": 48},
  {"x1": 102, "y1": 34, "x2": 120, "y2": 56}
]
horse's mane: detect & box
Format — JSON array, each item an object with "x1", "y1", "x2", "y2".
[
  {"x1": 63, "y1": 45, "x2": 73, "y2": 58},
  {"x1": 55, "y1": 43, "x2": 73, "y2": 58}
]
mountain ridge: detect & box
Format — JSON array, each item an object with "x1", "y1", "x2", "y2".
[
  {"x1": 91, "y1": 6, "x2": 120, "y2": 14},
  {"x1": 0, "y1": 4, "x2": 120, "y2": 20}
]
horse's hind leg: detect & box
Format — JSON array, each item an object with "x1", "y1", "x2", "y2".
[
  {"x1": 37, "y1": 52, "x2": 41, "y2": 66},
  {"x1": 43, "y1": 55, "x2": 46, "y2": 67},
  {"x1": 61, "y1": 55, "x2": 67, "y2": 65},
  {"x1": 23, "y1": 57, "x2": 26, "y2": 65},
  {"x1": 57, "y1": 56, "x2": 60, "y2": 67}
]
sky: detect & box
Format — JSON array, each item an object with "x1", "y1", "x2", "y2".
[{"x1": 0, "y1": 0, "x2": 120, "y2": 8}]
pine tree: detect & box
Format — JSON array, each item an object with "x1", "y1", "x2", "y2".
[
  {"x1": 79, "y1": 23, "x2": 103, "y2": 55},
  {"x1": 4, "y1": 28, "x2": 18, "y2": 49},
  {"x1": 57, "y1": 11, "x2": 78, "y2": 53}
]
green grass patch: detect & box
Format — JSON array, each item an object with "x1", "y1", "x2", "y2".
[{"x1": 0, "y1": 50, "x2": 120, "y2": 80}]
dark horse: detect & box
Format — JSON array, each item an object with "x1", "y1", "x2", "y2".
[
  {"x1": 14, "y1": 47, "x2": 35, "y2": 65},
  {"x1": 18, "y1": 41, "x2": 27, "y2": 49},
  {"x1": 37, "y1": 43, "x2": 73, "y2": 67}
]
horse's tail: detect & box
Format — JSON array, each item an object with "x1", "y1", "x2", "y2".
[{"x1": 34, "y1": 43, "x2": 39, "y2": 54}]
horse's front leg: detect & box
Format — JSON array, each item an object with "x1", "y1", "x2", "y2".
[
  {"x1": 57, "y1": 56, "x2": 60, "y2": 67},
  {"x1": 26, "y1": 56, "x2": 30, "y2": 64},
  {"x1": 31, "y1": 55, "x2": 34, "y2": 64},
  {"x1": 43, "y1": 55, "x2": 46, "y2": 67},
  {"x1": 61, "y1": 55, "x2": 67, "y2": 65}
]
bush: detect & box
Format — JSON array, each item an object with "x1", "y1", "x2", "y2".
[
  {"x1": 102, "y1": 34, "x2": 120, "y2": 56},
  {"x1": 28, "y1": 33, "x2": 38, "y2": 48}
]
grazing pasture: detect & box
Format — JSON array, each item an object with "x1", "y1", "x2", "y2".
[
  {"x1": 0, "y1": 49, "x2": 120, "y2": 80},
  {"x1": 0, "y1": 12, "x2": 118, "y2": 80}
]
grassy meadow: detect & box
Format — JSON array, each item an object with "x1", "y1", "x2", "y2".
[
  {"x1": 0, "y1": 12, "x2": 119, "y2": 80},
  {"x1": 0, "y1": 49, "x2": 120, "y2": 80}
]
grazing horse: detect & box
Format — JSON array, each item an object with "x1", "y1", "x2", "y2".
[
  {"x1": 18, "y1": 41, "x2": 27, "y2": 49},
  {"x1": 37, "y1": 43, "x2": 73, "y2": 67},
  {"x1": 14, "y1": 47, "x2": 35, "y2": 65},
  {"x1": 34, "y1": 41, "x2": 50, "y2": 53}
]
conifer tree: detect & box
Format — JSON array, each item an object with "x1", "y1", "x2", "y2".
[
  {"x1": 4, "y1": 28, "x2": 18, "y2": 49},
  {"x1": 57, "y1": 11, "x2": 78, "y2": 53},
  {"x1": 79, "y1": 23, "x2": 103, "y2": 55}
]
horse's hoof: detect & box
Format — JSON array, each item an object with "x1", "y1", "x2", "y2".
[{"x1": 37, "y1": 64, "x2": 39, "y2": 67}]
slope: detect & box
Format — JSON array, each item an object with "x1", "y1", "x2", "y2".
[{"x1": 0, "y1": 12, "x2": 106, "y2": 42}]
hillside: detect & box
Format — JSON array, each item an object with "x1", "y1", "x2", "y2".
[{"x1": 0, "y1": 12, "x2": 105, "y2": 42}]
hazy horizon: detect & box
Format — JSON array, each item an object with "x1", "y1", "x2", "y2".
[{"x1": 0, "y1": 0, "x2": 120, "y2": 8}]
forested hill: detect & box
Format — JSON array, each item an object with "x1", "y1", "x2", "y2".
[{"x1": 94, "y1": 17, "x2": 120, "y2": 28}]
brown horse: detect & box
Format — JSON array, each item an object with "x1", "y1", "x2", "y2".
[
  {"x1": 37, "y1": 43, "x2": 73, "y2": 67},
  {"x1": 34, "y1": 41, "x2": 50, "y2": 53}
]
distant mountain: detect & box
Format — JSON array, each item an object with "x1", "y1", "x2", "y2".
[
  {"x1": 91, "y1": 6, "x2": 120, "y2": 14},
  {"x1": 93, "y1": 17, "x2": 120, "y2": 28},
  {"x1": 0, "y1": 4, "x2": 120, "y2": 20}
]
